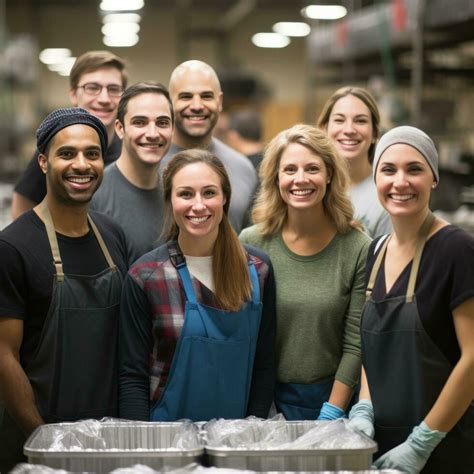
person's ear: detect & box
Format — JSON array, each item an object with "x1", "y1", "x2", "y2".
[
  {"x1": 38, "y1": 153, "x2": 48, "y2": 174},
  {"x1": 115, "y1": 119, "x2": 125, "y2": 140},
  {"x1": 69, "y1": 88, "x2": 78, "y2": 106}
]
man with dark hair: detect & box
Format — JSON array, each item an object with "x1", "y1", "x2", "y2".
[
  {"x1": 12, "y1": 50, "x2": 127, "y2": 219},
  {"x1": 91, "y1": 82, "x2": 173, "y2": 262},
  {"x1": 227, "y1": 108, "x2": 265, "y2": 170},
  {"x1": 0, "y1": 108, "x2": 129, "y2": 472},
  {"x1": 162, "y1": 60, "x2": 258, "y2": 233}
]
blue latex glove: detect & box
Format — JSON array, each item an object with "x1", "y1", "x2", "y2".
[
  {"x1": 317, "y1": 401, "x2": 346, "y2": 420},
  {"x1": 348, "y1": 399, "x2": 375, "y2": 438},
  {"x1": 374, "y1": 421, "x2": 447, "y2": 473}
]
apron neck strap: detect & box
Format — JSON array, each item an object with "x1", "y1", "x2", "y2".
[
  {"x1": 248, "y1": 260, "x2": 260, "y2": 304},
  {"x1": 366, "y1": 234, "x2": 390, "y2": 301},
  {"x1": 39, "y1": 202, "x2": 117, "y2": 280},
  {"x1": 39, "y1": 201, "x2": 64, "y2": 282},
  {"x1": 87, "y1": 215, "x2": 117, "y2": 271},
  {"x1": 406, "y1": 212, "x2": 435, "y2": 303},
  {"x1": 366, "y1": 212, "x2": 435, "y2": 302}
]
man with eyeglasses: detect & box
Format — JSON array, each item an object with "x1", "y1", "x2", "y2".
[{"x1": 11, "y1": 51, "x2": 127, "y2": 219}]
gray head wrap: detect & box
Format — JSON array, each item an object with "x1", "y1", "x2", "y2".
[
  {"x1": 36, "y1": 107, "x2": 108, "y2": 155},
  {"x1": 373, "y1": 125, "x2": 439, "y2": 183}
]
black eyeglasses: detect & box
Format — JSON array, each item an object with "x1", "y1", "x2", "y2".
[{"x1": 77, "y1": 82, "x2": 123, "y2": 97}]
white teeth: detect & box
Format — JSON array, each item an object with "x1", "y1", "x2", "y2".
[
  {"x1": 67, "y1": 177, "x2": 92, "y2": 184},
  {"x1": 390, "y1": 194, "x2": 414, "y2": 201},
  {"x1": 187, "y1": 216, "x2": 209, "y2": 223},
  {"x1": 291, "y1": 189, "x2": 313, "y2": 196},
  {"x1": 339, "y1": 140, "x2": 359, "y2": 145}
]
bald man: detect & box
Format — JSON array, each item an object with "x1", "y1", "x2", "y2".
[{"x1": 160, "y1": 60, "x2": 257, "y2": 232}]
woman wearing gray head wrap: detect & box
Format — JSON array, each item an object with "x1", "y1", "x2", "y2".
[{"x1": 349, "y1": 125, "x2": 474, "y2": 473}]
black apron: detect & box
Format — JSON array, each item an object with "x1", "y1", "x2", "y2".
[
  {"x1": 362, "y1": 213, "x2": 474, "y2": 473},
  {"x1": 0, "y1": 203, "x2": 122, "y2": 472}
]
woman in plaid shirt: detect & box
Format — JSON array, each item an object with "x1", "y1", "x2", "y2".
[{"x1": 118, "y1": 149, "x2": 276, "y2": 421}]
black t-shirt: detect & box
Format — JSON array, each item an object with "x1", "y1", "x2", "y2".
[
  {"x1": 366, "y1": 225, "x2": 474, "y2": 366},
  {"x1": 14, "y1": 134, "x2": 122, "y2": 203},
  {"x1": 0, "y1": 209, "x2": 130, "y2": 367}
]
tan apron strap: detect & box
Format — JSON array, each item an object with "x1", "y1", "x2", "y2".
[
  {"x1": 87, "y1": 215, "x2": 117, "y2": 271},
  {"x1": 366, "y1": 235, "x2": 390, "y2": 301},
  {"x1": 39, "y1": 201, "x2": 64, "y2": 282},
  {"x1": 406, "y1": 212, "x2": 435, "y2": 303}
]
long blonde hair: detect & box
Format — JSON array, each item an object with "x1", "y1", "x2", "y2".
[
  {"x1": 252, "y1": 124, "x2": 360, "y2": 236},
  {"x1": 162, "y1": 149, "x2": 251, "y2": 311}
]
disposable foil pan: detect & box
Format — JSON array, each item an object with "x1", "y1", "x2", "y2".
[
  {"x1": 205, "y1": 421, "x2": 377, "y2": 471},
  {"x1": 23, "y1": 422, "x2": 204, "y2": 473}
]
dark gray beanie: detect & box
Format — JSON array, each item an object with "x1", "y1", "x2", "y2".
[
  {"x1": 373, "y1": 125, "x2": 439, "y2": 183},
  {"x1": 36, "y1": 107, "x2": 108, "y2": 155}
]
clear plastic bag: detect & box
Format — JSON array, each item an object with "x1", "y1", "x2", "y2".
[
  {"x1": 172, "y1": 420, "x2": 203, "y2": 449},
  {"x1": 203, "y1": 414, "x2": 289, "y2": 448},
  {"x1": 47, "y1": 419, "x2": 105, "y2": 451},
  {"x1": 204, "y1": 416, "x2": 374, "y2": 450},
  {"x1": 10, "y1": 464, "x2": 70, "y2": 474}
]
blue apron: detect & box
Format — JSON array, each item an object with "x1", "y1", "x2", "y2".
[
  {"x1": 150, "y1": 250, "x2": 262, "y2": 421},
  {"x1": 275, "y1": 378, "x2": 359, "y2": 420}
]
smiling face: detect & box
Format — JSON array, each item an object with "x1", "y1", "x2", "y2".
[
  {"x1": 375, "y1": 143, "x2": 435, "y2": 218},
  {"x1": 116, "y1": 92, "x2": 173, "y2": 167},
  {"x1": 278, "y1": 142, "x2": 330, "y2": 213},
  {"x1": 326, "y1": 94, "x2": 374, "y2": 165},
  {"x1": 170, "y1": 67, "x2": 223, "y2": 147},
  {"x1": 39, "y1": 124, "x2": 104, "y2": 206},
  {"x1": 69, "y1": 66, "x2": 123, "y2": 132},
  {"x1": 171, "y1": 162, "x2": 226, "y2": 249}
]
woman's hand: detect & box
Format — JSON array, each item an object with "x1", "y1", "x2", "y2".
[
  {"x1": 348, "y1": 399, "x2": 375, "y2": 438},
  {"x1": 373, "y1": 421, "x2": 446, "y2": 473}
]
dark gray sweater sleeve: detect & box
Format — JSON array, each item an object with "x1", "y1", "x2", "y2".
[
  {"x1": 245, "y1": 246, "x2": 276, "y2": 418},
  {"x1": 118, "y1": 274, "x2": 152, "y2": 420}
]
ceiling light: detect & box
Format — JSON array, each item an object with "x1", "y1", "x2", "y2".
[
  {"x1": 39, "y1": 48, "x2": 71, "y2": 65},
  {"x1": 47, "y1": 57, "x2": 77, "y2": 75},
  {"x1": 102, "y1": 13, "x2": 141, "y2": 23},
  {"x1": 252, "y1": 33, "x2": 290, "y2": 49},
  {"x1": 100, "y1": 0, "x2": 144, "y2": 12},
  {"x1": 103, "y1": 34, "x2": 140, "y2": 47},
  {"x1": 273, "y1": 22, "x2": 311, "y2": 37},
  {"x1": 102, "y1": 22, "x2": 140, "y2": 36},
  {"x1": 301, "y1": 5, "x2": 347, "y2": 20}
]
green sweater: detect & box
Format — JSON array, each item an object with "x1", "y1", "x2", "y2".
[{"x1": 239, "y1": 225, "x2": 371, "y2": 387}]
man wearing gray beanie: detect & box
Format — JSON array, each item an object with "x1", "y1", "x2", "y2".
[
  {"x1": 373, "y1": 125, "x2": 439, "y2": 183},
  {"x1": 0, "y1": 108, "x2": 130, "y2": 472}
]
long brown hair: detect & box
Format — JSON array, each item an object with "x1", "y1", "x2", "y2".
[
  {"x1": 316, "y1": 86, "x2": 380, "y2": 163},
  {"x1": 162, "y1": 149, "x2": 251, "y2": 311},
  {"x1": 252, "y1": 124, "x2": 361, "y2": 236}
]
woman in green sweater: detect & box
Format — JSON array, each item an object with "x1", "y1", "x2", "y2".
[{"x1": 240, "y1": 124, "x2": 371, "y2": 420}]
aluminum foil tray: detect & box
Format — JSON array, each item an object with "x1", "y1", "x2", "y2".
[
  {"x1": 204, "y1": 421, "x2": 377, "y2": 471},
  {"x1": 23, "y1": 422, "x2": 204, "y2": 472}
]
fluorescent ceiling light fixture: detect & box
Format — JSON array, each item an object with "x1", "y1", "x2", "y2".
[
  {"x1": 102, "y1": 22, "x2": 140, "y2": 36},
  {"x1": 252, "y1": 33, "x2": 290, "y2": 49},
  {"x1": 102, "y1": 13, "x2": 141, "y2": 23},
  {"x1": 301, "y1": 5, "x2": 347, "y2": 20},
  {"x1": 273, "y1": 22, "x2": 311, "y2": 37},
  {"x1": 47, "y1": 57, "x2": 77, "y2": 74},
  {"x1": 100, "y1": 0, "x2": 144, "y2": 12},
  {"x1": 39, "y1": 48, "x2": 71, "y2": 65},
  {"x1": 103, "y1": 33, "x2": 140, "y2": 47}
]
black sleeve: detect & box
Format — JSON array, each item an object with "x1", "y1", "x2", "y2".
[
  {"x1": 245, "y1": 247, "x2": 276, "y2": 418},
  {"x1": 118, "y1": 274, "x2": 153, "y2": 421},
  {"x1": 0, "y1": 240, "x2": 27, "y2": 319},
  {"x1": 14, "y1": 152, "x2": 46, "y2": 203}
]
